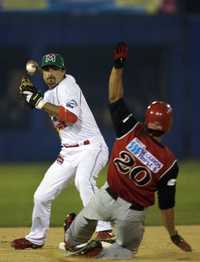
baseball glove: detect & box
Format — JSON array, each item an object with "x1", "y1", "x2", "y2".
[
  {"x1": 19, "y1": 77, "x2": 43, "y2": 109},
  {"x1": 171, "y1": 232, "x2": 192, "y2": 252},
  {"x1": 19, "y1": 77, "x2": 37, "y2": 94}
]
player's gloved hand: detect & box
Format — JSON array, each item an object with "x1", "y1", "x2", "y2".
[
  {"x1": 113, "y1": 42, "x2": 128, "y2": 69},
  {"x1": 170, "y1": 232, "x2": 192, "y2": 252},
  {"x1": 19, "y1": 77, "x2": 45, "y2": 109}
]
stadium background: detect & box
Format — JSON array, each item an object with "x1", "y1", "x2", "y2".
[
  {"x1": 0, "y1": 0, "x2": 199, "y2": 228},
  {"x1": 1, "y1": 0, "x2": 200, "y2": 161},
  {"x1": 0, "y1": 2, "x2": 199, "y2": 261}
]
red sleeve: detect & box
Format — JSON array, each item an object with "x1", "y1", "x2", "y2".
[{"x1": 58, "y1": 106, "x2": 78, "y2": 124}]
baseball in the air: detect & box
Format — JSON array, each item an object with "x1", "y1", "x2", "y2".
[
  {"x1": 26, "y1": 60, "x2": 38, "y2": 75},
  {"x1": 58, "y1": 242, "x2": 66, "y2": 251}
]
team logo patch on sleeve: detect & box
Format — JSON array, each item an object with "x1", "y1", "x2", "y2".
[
  {"x1": 126, "y1": 138, "x2": 163, "y2": 173},
  {"x1": 167, "y1": 179, "x2": 176, "y2": 186},
  {"x1": 66, "y1": 99, "x2": 78, "y2": 109}
]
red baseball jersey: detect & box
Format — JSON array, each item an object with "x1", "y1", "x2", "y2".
[{"x1": 107, "y1": 99, "x2": 178, "y2": 209}]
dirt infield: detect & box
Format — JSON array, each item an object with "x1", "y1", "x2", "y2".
[{"x1": 0, "y1": 226, "x2": 199, "y2": 262}]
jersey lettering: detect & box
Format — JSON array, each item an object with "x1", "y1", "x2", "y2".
[
  {"x1": 114, "y1": 151, "x2": 152, "y2": 187},
  {"x1": 114, "y1": 151, "x2": 134, "y2": 174},
  {"x1": 129, "y1": 166, "x2": 152, "y2": 186}
]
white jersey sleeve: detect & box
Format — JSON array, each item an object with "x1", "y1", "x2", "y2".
[{"x1": 57, "y1": 75, "x2": 81, "y2": 119}]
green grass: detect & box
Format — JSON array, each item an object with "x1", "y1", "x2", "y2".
[{"x1": 0, "y1": 161, "x2": 199, "y2": 227}]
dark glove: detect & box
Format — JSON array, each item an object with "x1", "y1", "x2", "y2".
[
  {"x1": 19, "y1": 77, "x2": 43, "y2": 109},
  {"x1": 171, "y1": 232, "x2": 192, "y2": 252},
  {"x1": 113, "y1": 42, "x2": 128, "y2": 69}
]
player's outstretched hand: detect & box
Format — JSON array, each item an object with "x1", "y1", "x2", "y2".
[
  {"x1": 19, "y1": 77, "x2": 43, "y2": 109},
  {"x1": 113, "y1": 42, "x2": 128, "y2": 69},
  {"x1": 171, "y1": 232, "x2": 192, "y2": 252}
]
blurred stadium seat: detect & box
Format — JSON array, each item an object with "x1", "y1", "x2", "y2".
[
  {"x1": 0, "y1": 0, "x2": 177, "y2": 14},
  {"x1": 1, "y1": 0, "x2": 200, "y2": 161},
  {"x1": 1, "y1": 0, "x2": 47, "y2": 10}
]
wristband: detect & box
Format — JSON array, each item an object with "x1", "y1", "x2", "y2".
[
  {"x1": 35, "y1": 99, "x2": 46, "y2": 110},
  {"x1": 114, "y1": 58, "x2": 126, "y2": 69}
]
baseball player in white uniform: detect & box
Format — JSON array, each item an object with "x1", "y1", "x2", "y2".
[{"x1": 11, "y1": 53, "x2": 112, "y2": 249}]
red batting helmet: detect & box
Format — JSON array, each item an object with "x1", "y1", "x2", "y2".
[{"x1": 145, "y1": 101, "x2": 173, "y2": 134}]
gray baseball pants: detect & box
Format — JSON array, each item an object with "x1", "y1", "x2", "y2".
[{"x1": 65, "y1": 183, "x2": 145, "y2": 259}]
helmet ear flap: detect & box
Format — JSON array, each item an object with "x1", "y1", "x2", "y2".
[{"x1": 145, "y1": 101, "x2": 173, "y2": 135}]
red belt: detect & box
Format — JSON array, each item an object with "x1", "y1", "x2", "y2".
[{"x1": 63, "y1": 140, "x2": 90, "y2": 148}]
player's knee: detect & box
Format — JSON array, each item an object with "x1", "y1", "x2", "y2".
[
  {"x1": 75, "y1": 176, "x2": 92, "y2": 192},
  {"x1": 34, "y1": 191, "x2": 50, "y2": 205}
]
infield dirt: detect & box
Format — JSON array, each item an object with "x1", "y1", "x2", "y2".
[{"x1": 0, "y1": 226, "x2": 199, "y2": 262}]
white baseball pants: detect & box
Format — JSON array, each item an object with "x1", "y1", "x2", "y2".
[{"x1": 26, "y1": 142, "x2": 111, "y2": 245}]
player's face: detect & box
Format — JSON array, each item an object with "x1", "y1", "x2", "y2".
[{"x1": 42, "y1": 66, "x2": 65, "y2": 89}]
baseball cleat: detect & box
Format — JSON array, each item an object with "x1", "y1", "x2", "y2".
[
  {"x1": 11, "y1": 238, "x2": 43, "y2": 250},
  {"x1": 94, "y1": 230, "x2": 116, "y2": 243},
  {"x1": 65, "y1": 240, "x2": 102, "y2": 257},
  {"x1": 64, "y1": 212, "x2": 76, "y2": 233}
]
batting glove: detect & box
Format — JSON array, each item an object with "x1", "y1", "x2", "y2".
[
  {"x1": 19, "y1": 77, "x2": 45, "y2": 109},
  {"x1": 171, "y1": 232, "x2": 192, "y2": 252},
  {"x1": 113, "y1": 42, "x2": 128, "y2": 69}
]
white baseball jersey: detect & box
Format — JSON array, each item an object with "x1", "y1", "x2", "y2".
[{"x1": 43, "y1": 74, "x2": 106, "y2": 146}]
